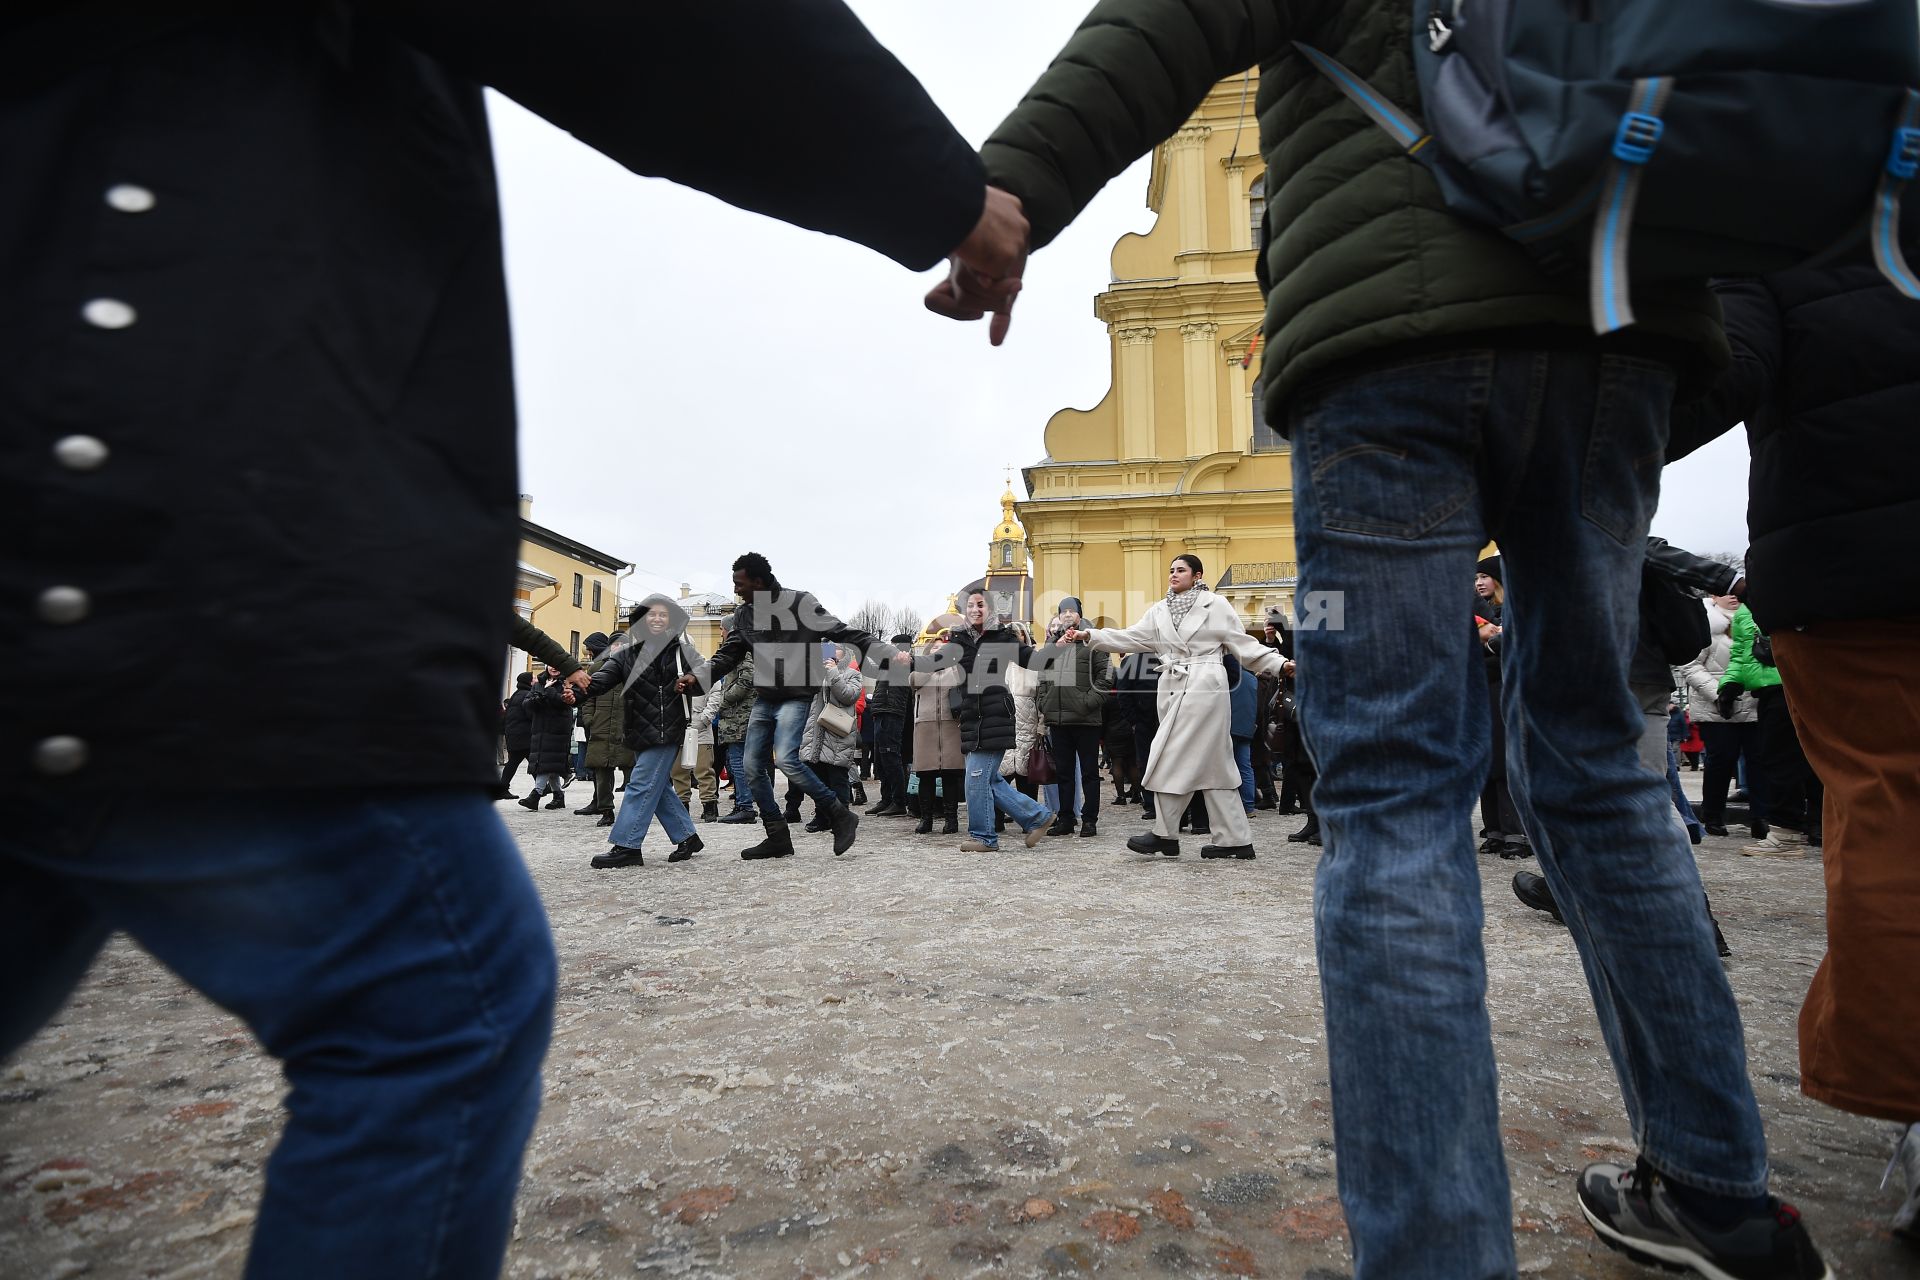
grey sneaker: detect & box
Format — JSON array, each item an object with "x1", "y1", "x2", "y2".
[
  {"x1": 1891, "y1": 1123, "x2": 1920, "y2": 1243},
  {"x1": 1576, "y1": 1159, "x2": 1830, "y2": 1279}
]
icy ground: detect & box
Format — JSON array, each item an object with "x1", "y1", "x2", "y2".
[{"x1": 4, "y1": 777, "x2": 1913, "y2": 1279}]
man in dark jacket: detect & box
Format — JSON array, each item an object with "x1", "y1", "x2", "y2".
[
  {"x1": 932, "y1": 5, "x2": 1816, "y2": 1275},
  {"x1": 497, "y1": 671, "x2": 537, "y2": 799},
  {"x1": 1031, "y1": 597, "x2": 1111, "y2": 837},
  {"x1": 1669, "y1": 248, "x2": 1920, "y2": 1239},
  {"x1": 0, "y1": 6, "x2": 1027, "y2": 1275},
  {"x1": 575, "y1": 632, "x2": 634, "y2": 824},
  {"x1": 866, "y1": 633, "x2": 916, "y2": 817},
  {"x1": 680, "y1": 553, "x2": 903, "y2": 860}
]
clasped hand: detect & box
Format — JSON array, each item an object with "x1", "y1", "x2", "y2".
[{"x1": 924, "y1": 185, "x2": 1029, "y2": 346}]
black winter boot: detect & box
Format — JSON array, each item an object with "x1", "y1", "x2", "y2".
[
  {"x1": 544, "y1": 790, "x2": 567, "y2": 810},
  {"x1": 915, "y1": 806, "x2": 935, "y2": 835},
  {"x1": 828, "y1": 802, "x2": 859, "y2": 856},
  {"x1": 941, "y1": 801, "x2": 960, "y2": 836},
  {"x1": 701, "y1": 801, "x2": 719, "y2": 823},
  {"x1": 741, "y1": 818, "x2": 795, "y2": 861},
  {"x1": 596, "y1": 811, "x2": 614, "y2": 827},
  {"x1": 668, "y1": 834, "x2": 703, "y2": 863},
  {"x1": 517, "y1": 792, "x2": 541, "y2": 810}
]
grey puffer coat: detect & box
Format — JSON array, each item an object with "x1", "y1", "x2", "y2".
[{"x1": 800, "y1": 659, "x2": 865, "y2": 770}]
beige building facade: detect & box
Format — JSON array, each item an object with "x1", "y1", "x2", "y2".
[
  {"x1": 1017, "y1": 71, "x2": 1297, "y2": 630},
  {"x1": 511, "y1": 495, "x2": 631, "y2": 673}
]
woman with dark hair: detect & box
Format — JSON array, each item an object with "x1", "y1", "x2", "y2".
[
  {"x1": 1061, "y1": 555, "x2": 1285, "y2": 860},
  {"x1": 566, "y1": 596, "x2": 706, "y2": 869}
]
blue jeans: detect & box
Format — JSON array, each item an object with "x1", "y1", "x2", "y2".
[
  {"x1": 1291, "y1": 348, "x2": 1767, "y2": 1279},
  {"x1": 1668, "y1": 743, "x2": 1704, "y2": 839},
  {"x1": 608, "y1": 743, "x2": 695, "y2": 850},
  {"x1": 743, "y1": 698, "x2": 837, "y2": 821},
  {"x1": 1233, "y1": 737, "x2": 1256, "y2": 812},
  {"x1": 1, "y1": 790, "x2": 556, "y2": 1279},
  {"x1": 964, "y1": 750, "x2": 1048, "y2": 846},
  {"x1": 722, "y1": 740, "x2": 755, "y2": 814}
]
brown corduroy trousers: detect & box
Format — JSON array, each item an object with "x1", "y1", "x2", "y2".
[{"x1": 1775, "y1": 621, "x2": 1920, "y2": 1123}]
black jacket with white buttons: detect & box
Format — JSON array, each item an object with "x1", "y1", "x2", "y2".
[{"x1": 0, "y1": 5, "x2": 987, "y2": 791}]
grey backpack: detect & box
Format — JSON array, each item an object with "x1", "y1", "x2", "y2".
[{"x1": 1300, "y1": 0, "x2": 1920, "y2": 332}]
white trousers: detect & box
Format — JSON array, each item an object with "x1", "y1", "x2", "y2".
[{"x1": 1151, "y1": 788, "x2": 1252, "y2": 847}]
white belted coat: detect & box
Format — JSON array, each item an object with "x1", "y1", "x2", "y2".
[{"x1": 1085, "y1": 590, "x2": 1285, "y2": 794}]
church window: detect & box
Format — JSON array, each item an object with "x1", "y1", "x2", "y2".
[{"x1": 1002, "y1": 541, "x2": 1014, "y2": 568}]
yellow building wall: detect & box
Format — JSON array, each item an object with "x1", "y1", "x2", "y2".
[
  {"x1": 1019, "y1": 71, "x2": 1298, "y2": 629},
  {"x1": 516, "y1": 542, "x2": 621, "y2": 670}
]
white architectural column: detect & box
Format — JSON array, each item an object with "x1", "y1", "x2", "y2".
[
  {"x1": 1116, "y1": 326, "x2": 1158, "y2": 460},
  {"x1": 1223, "y1": 160, "x2": 1250, "y2": 252},
  {"x1": 1169, "y1": 126, "x2": 1212, "y2": 254},
  {"x1": 1180, "y1": 322, "x2": 1220, "y2": 460}
]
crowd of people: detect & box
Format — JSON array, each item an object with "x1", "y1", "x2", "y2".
[{"x1": 8, "y1": 4, "x2": 1916, "y2": 1280}]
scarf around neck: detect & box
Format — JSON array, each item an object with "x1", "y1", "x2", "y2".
[{"x1": 1165, "y1": 584, "x2": 1206, "y2": 629}]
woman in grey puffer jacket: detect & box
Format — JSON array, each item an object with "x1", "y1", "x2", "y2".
[{"x1": 799, "y1": 646, "x2": 865, "y2": 832}]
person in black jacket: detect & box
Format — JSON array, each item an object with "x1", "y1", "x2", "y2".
[
  {"x1": 1668, "y1": 247, "x2": 1920, "y2": 1236},
  {"x1": 568, "y1": 597, "x2": 705, "y2": 870},
  {"x1": 1112, "y1": 650, "x2": 1163, "y2": 822},
  {"x1": 681, "y1": 553, "x2": 905, "y2": 860},
  {"x1": 932, "y1": 590, "x2": 1054, "y2": 851},
  {"x1": 0, "y1": 8, "x2": 1027, "y2": 1274},
  {"x1": 866, "y1": 633, "x2": 916, "y2": 817},
  {"x1": 496, "y1": 671, "x2": 537, "y2": 799},
  {"x1": 515, "y1": 669, "x2": 576, "y2": 812}
]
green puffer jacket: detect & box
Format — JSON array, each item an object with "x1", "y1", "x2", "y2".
[
  {"x1": 580, "y1": 652, "x2": 636, "y2": 771},
  {"x1": 1030, "y1": 640, "x2": 1111, "y2": 728},
  {"x1": 1721, "y1": 604, "x2": 1782, "y2": 693},
  {"x1": 713, "y1": 648, "x2": 757, "y2": 745},
  {"x1": 981, "y1": 0, "x2": 1726, "y2": 417}
]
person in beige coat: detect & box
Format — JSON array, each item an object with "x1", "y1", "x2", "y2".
[
  {"x1": 910, "y1": 612, "x2": 966, "y2": 835},
  {"x1": 1063, "y1": 555, "x2": 1285, "y2": 859}
]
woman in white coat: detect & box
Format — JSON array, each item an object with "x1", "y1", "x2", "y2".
[{"x1": 1062, "y1": 555, "x2": 1286, "y2": 859}]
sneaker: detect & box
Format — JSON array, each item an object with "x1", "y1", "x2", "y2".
[
  {"x1": 1741, "y1": 834, "x2": 1804, "y2": 858},
  {"x1": 1892, "y1": 1123, "x2": 1920, "y2": 1243},
  {"x1": 1576, "y1": 1159, "x2": 1831, "y2": 1280},
  {"x1": 718, "y1": 806, "x2": 758, "y2": 824}
]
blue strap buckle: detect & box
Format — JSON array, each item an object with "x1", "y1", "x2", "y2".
[
  {"x1": 1890, "y1": 127, "x2": 1920, "y2": 181},
  {"x1": 1612, "y1": 112, "x2": 1664, "y2": 165}
]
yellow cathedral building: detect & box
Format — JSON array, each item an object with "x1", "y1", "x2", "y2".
[{"x1": 1017, "y1": 71, "x2": 1295, "y2": 631}]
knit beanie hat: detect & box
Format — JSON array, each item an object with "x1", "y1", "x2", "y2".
[
  {"x1": 1058, "y1": 596, "x2": 1083, "y2": 615},
  {"x1": 583, "y1": 631, "x2": 610, "y2": 655},
  {"x1": 1476, "y1": 556, "x2": 1503, "y2": 584}
]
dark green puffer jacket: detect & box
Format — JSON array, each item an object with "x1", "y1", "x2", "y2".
[{"x1": 981, "y1": 0, "x2": 1726, "y2": 419}]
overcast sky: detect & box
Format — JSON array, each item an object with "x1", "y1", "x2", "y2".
[{"x1": 491, "y1": 3, "x2": 1752, "y2": 623}]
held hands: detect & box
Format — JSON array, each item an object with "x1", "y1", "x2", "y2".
[
  {"x1": 675, "y1": 673, "x2": 699, "y2": 694},
  {"x1": 1058, "y1": 628, "x2": 1087, "y2": 645},
  {"x1": 924, "y1": 185, "x2": 1029, "y2": 346},
  {"x1": 564, "y1": 668, "x2": 591, "y2": 692}
]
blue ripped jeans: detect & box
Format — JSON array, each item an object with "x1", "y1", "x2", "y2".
[{"x1": 1290, "y1": 348, "x2": 1767, "y2": 1279}]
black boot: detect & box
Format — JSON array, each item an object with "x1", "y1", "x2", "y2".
[
  {"x1": 700, "y1": 801, "x2": 719, "y2": 823},
  {"x1": 1200, "y1": 844, "x2": 1256, "y2": 859},
  {"x1": 668, "y1": 833, "x2": 703, "y2": 863},
  {"x1": 1079, "y1": 820, "x2": 1098, "y2": 838},
  {"x1": 517, "y1": 792, "x2": 541, "y2": 810},
  {"x1": 1287, "y1": 817, "x2": 1320, "y2": 844},
  {"x1": 544, "y1": 790, "x2": 567, "y2": 810},
  {"x1": 851, "y1": 782, "x2": 868, "y2": 806},
  {"x1": 1127, "y1": 833, "x2": 1180, "y2": 857},
  {"x1": 591, "y1": 845, "x2": 644, "y2": 869},
  {"x1": 573, "y1": 799, "x2": 602, "y2": 815},
  {"x1": 828, "y1": 802, "x2": 859, "y2": 856},
  {"x1": 941, "y1": 801, "x2": 960, "y2": 836},
  {"x1": 1512, "y1": 870, "x2": 1562, "y2": 922},
  {"x1": 741, "y1": 818, "x2": 796, "y2": 861},
  {"x1": 915, "y1": 806, "x2": 935, "y2": 835},
  {"x1": 783, "y1": 798, "x2": 803, "y2": 824},
  {"x1": 596, "y1": 811, "x2": 614, "y2": 827},
  {"x1": 1047, "y1": 816, "x2": 1075, "y2": 837},
  {"x1": 719, "y1": 805, "x2": 757, "y2": 824}
]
